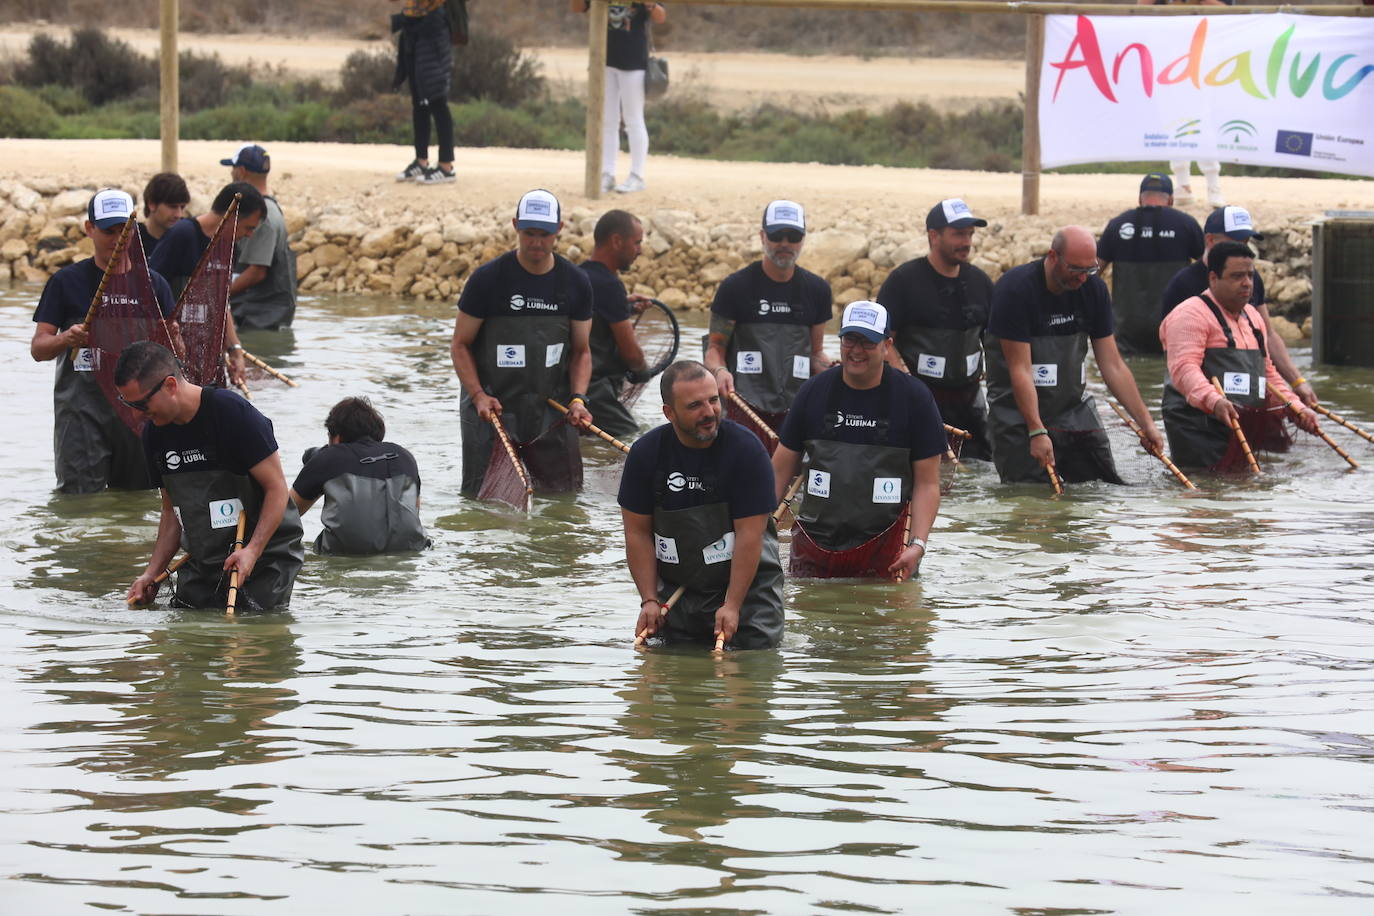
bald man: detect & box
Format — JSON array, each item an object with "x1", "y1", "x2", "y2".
[{"x1": 984, "y1": 226, "x2": 1163, "y2": 485}]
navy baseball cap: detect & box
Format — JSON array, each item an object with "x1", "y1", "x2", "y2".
[
  {"x1": 87, "y1": 188, "x2": 134, "y2": 230},
  {"x1": 1205, "y1": 206, "x2": 1264, "y2": 242},
  {"x1": 926, "y1": 198, "x2": 987, "y2": 230},
  {"x1": 220, "y1": 143, "x2": 271, "y2": 173},
  {"x1": 1140, "y1": 172, "x2": 1173, "y2": 195},
  {"x1": 515, "y1": 189, "x2": 561, "y2": 233}
]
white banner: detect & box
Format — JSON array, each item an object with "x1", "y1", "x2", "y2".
[{"x1": 1038, "y1": 14, "x2": 1374, "y2": 177}]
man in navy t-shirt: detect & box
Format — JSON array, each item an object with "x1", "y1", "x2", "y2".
[
  {"x1": 579, "y1": 209, "x2": 650, "y2": 440},
  {"x1": 619, "y1": 360, "x2": 783, "y2": 650}
]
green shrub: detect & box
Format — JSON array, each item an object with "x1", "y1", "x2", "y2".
[
  {"x1": 35, "y1": 84, "x2": 90, "y2": 115},
  {"x1": 15, "y1": 28, "x2": 157, "y2": 106},
  {"x1": 339, "y1": 48, "x2": 395, "y2": 101},
  {"x1": 452, "y1": 32, "x2": 544, "y2": 106},
  {"x1": 177, "y1": 49, "x2": 256, "y2": 112},
  {"x1": 0, "y1": 85, "x2": 60, "y2": 137}
]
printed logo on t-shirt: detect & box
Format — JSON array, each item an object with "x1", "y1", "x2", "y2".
[
  {"x1": 872, "y1": 477, "x2": 902, "y2": 504},
  {"x1": 666, "y1": 471, "x2": 706, "y2": 493},
  {"x1": 830, "y1": 411, "x2": 877, "y2": 429},
  {"x1": 509, "y1": 293, "x2": 559, "y2": 313},
  {"x1": 792, "y1": 355, "x2": 810, "y2": 380},
  {"x1": 1119, "y1": 222, "x2": 1136, "y2": 241},
  {"x1": 163, "y1": 448, "x2": 207, "y2": 471},
  {"x1": 758, "y1": 299, "x2": 793, "y2": 316},
  {"x1": 965, "y1": 351, "x2": 981, "y2": 377},
  {"x1": 73, "y1": 348, "x2": 96, "y2": 372},
  {"x1": 545, "y1": 342, "x2": 564, "y2": 368},
  {"x1": 209, "y1": 497, "x2": 243, "y2": 530},
  {"x1": 655, "y1": 534, "x2": 680, "y2": 564},
  {"x1": 497, "y1": 344, "x2": 526, "y2": 368},
  {"x1": 917, "y1": 354, "x2": 947, "y2": 378},
  {"x1": 736, "y1": 351, "x2": 763, "y2": 374},
  {"x1": 1223, "y1": 372, "x2": 1251, "y2": 396},
  {"x1": 808, "y1": 469, "x2": 832, "y2": 498},
  {"x1": 703, "y1": 532, "x2": 735, "y2": 565},
  {"x1": 1048, "y1": 314, "x2": 1076, "y2": 328},
  {"x1": 1032, "y1": 363, "x2": 1059, "y2": 387}
]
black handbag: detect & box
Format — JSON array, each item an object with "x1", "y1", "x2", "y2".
[{"x1": 445, "y1": 0, "x2": 469, "y2": 45}]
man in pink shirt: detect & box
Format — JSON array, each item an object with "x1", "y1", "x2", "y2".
[{"x1": 1160, "y1": 241, "x2": 1319, "y2": 470}]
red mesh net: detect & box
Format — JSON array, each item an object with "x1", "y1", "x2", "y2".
[
  {"x1": 725, "y1": 396, "x2": 783, "y2": 455},
  {"x1": 478, "y1": 419, "x2": 533, "y2": 511},
  {"x1": 477, "y1": 417, "x2": 582, "y2": 509},
  {"x1": 1214, "y1": 407, "x2": 1292, "y2": 472},
  {"x1": 788, "y1": 506, "x2": 910, "y2": 580},
  {"x1": 171, "y1": 202, "x2": 236, "y2": 387},
  {"x1": 88, "y1": 220, "x2": 177, "y2": 434}
]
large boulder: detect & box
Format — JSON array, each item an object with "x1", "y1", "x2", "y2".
[{"x1": 804, "y1": 229, "x2": 868, "y2": 280}]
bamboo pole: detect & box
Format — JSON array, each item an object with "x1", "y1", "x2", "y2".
[
  {"x1": 225, "y1": 512, "x2": 247, "y2": 616},
  {"x1": 1285, "y1": 401, "x2": 1359, "y2": 469},
  {"x1": 1107, "y1": 399, "x2": 1197, "y2": 490},
  {"x1": 1046, "y1": 462, "x2": 1064, "y2": 495},
  {"x1": 1021, "y1": 14, "x2": 1044, "y2": 216},
  {"x1": 583, "y1": 1, "x2": 609, "y2": 199},
  {"x1": 127, "y1": 553, "x2": 189, "y2": 608},
  {"x1": 241, "y1": 350, "x2": 298, "y2": 387},
  {"x1": 548, "y1": 397, "x2": 631, "y2": 452},
  {"x1": 1313, "y1": 405, "x2": 1374, "y2": 447},
  {"x1": 1211, "y1": 377, "x2": 1260, "y2": 473},
  {"x1": 160, "y1": 0, "x2": 179, "y2": 173},
  {"x1": 727, "y1": 391, "x2": 780, "y2": 444},
  {"x1": 71, "y1": 215, "x2": 137, "y2": 361}
]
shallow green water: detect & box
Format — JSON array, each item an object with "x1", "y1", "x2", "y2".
[{"x1": 3, "y1": 283, "x2": 1374, "y2": 914}]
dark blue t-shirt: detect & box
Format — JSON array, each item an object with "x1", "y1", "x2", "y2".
[
  {"x1": 779, "y1": 365, "x2": 947, "y2": 462},
  {"x1": 33, "y1": 258, "x2": 175, "y2": 329},
  {"x1": 457, "y1": 252, "x2": 593, "y2": 322},
  {"x1": 148, "y1": 216, "x2": 211, "y2": 289},
  {"x1": 619, "y1": 420, "x2": 775, "y2": 518},
  {"x1": 988, "y1": 259, "x2": 1115, "y2": 342},
  {"x1": 606, "y1": 4, "x2": 651, "y2": 71},
  {"x1": 292, "y1": 439, "x2": 421, "y2": 501},
  {"x1": 143, "y1": 387, "x2": 278, "y2": 487},
  {"x1": 1097, "y1": 206, "x2": 1204, "y2": 265},
  {"x1": 877, "y1": 257, "x2": 994, "y2": 332},
  {"x1": 710, "y1": 262, "x2": 832, "y2": 327},
  {"x1": 1160, "y1": 258, "x2": 1266, "y2": 319},
  {"x1": 580, "y1": 260, "x2": 632, "y2": 324}
]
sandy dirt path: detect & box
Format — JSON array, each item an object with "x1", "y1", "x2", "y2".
[{"x1": 0, "y1": 26, "x2": 1023, "y2": 112}]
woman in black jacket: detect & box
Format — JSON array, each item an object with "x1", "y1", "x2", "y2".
[{"x1": 392, "y1": 0, "x2": 457, "y2": 184}]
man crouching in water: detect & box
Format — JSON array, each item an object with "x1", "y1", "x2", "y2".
[{"x1": 618, "y1": 360, "x2": 784, "y2": 649}]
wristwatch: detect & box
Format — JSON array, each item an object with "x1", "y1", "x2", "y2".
[{"x1": 906, "y1": 537, "x2": 926, "y2": 551}]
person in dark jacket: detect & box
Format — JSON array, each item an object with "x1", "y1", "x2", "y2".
[
  {"x1": 392, "y1": 0, "x2": 457, "y2": 184},
  {"x1": 291, "y1": 397, "x2": 430, "y2": 555}
]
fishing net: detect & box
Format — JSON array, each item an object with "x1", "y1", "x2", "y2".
[
  {"x1": 1213, "y1": 406, "x2": 1292, "y2": 472},
  {"x1": 171, "y1": 201, "x2": 237, "y2": 387},
  {"x1": 1045, "y1": 426, "x2": 1126, "y2": 484},
  {"x1": 789, "y1": 506, "x2": 910, "y2": 579},
  {"x1": 620, "y1": 298, "x2": 680, "y2": 408},
  {"x1": 88, "y1": 219, "x2": 177, "y2": 434},
  {"x1": 725, "y1": 395, "x2": 784, "y2": 455},
  {"x1": 477, "y1": 415, "x2": 583, "y2": 509},
  {"x1": 477, "y1": 417, "x2": 533, "y2": 511}
]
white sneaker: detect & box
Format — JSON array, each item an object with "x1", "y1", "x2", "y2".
[
  {"x1": 601, "y1": 173, "x2": 615, "y2": 192},
  {"x1": 396, "y1": 160, "x2": 427, "y2": 182},
  {"x1": 615, "y1": 173, "x2": 646, "y2": 194}
]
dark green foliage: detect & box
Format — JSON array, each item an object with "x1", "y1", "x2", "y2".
[
  {"x1": 176, "y1": 49, "x2": 257, "y2": 112},
  {"x1": 451, "y1": 32, "x2": 545, "y2": 106},
  {"x1": 339, "y1": 49, "x2": 395, "y2": 101},
  {"x1": 15, "y1": 28, "x2": 157, "y2": 106},
  {"x1": 0, "y1": 85, "x2": 61, "y2": 138}
]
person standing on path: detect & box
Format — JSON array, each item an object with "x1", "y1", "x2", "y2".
[
  {"x1": 392, "y1": 0, "x2": 459, "y2": 184},
  {"x1": 571, "y1": 1, "x2": 667, "y2": 194}
]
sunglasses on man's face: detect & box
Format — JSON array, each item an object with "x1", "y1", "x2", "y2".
[
  {"x1": 118, "y1": 375, "x2": 170, "y2": 412},
  {"x1": 1064, "y1": 263, "x2": 1101, "y2": 277},
  {"x1": 766, "y1": 229, "x2": 804, "y2": 244}
]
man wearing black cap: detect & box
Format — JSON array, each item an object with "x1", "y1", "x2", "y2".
[
  {"x1": 705, "y1": 199, "x2": 833, "y2": 447},
  {"x1": 1160, "y1": 206, "x2": 1317, "y2": 407},
  {"x1": 1096, "y1": 172, "x2": 1204, "y2": 354},
  {"x1": 877, "y1": 198, "x2": 995, "y2": 460},
  {"x1": 222, "y1": 143, "x2": 297, "y2": 331},
  {"x1": 29, "y1": 189, "x2": 176, "y2": 493}
]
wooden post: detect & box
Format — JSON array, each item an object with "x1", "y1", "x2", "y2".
[
  {"x1": 1021, "y1": 13, "x2": 1043, "y2": 216},
  {"x1": 159, "y1": 0, "x2": 179, "y2": 173},
  {"x1": 584, "y1": 1, "x2": 609, "y2": 199}
]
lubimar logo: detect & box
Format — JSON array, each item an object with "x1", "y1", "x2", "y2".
[{"x1": 1049, "y1": 17, "x2": 1374, "y2": 103}]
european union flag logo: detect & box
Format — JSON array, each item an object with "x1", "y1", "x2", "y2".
[{"x1": 1275, "y1": 130, "x2": 1313, "y2": 156}]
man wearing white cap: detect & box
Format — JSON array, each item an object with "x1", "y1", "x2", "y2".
[
  {"x1": 450, "y1": 189, "x2": 595, "y2": 495},
  {"x1": 29, "y1": 189, "x2": 176, "y2": 493},
  {"x1": 222, "y1": 143, "x2": 297, "y2": 330},
  {"x1": 771, "y1": 301, "x2": 945, "y2": 580},
  {"x1": 705, "y1": 200, "x2": 833, "y2": 449},
  {"x1": 878, "y1": 198, "x2": 995, "y2": 460},
  {"x1": 1161, "y1": 205, "x2": 1316, "y2": 407}
]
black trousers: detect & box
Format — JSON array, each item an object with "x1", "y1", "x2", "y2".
[{"x1": 412, "y1": 95, "x2": 454, "y2": 163}]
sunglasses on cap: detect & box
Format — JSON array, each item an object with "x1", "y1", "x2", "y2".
[
  {"x1": 766, "y1": 229, "x2": 804, "y2": 244},
  {"x1": 118, "y1": 375, "x2": 170, "y2": 412}
]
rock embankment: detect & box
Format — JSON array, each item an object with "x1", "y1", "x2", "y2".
[{"x1": 0, "y1": 177, "x2": 1319, "y2": 341}]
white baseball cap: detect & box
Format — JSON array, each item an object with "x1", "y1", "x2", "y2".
[
  {"x1": 87, "y1": 188, "x2": 135, "y2": 230},
  {"x1": 515, "y1": 189, "x2": 562, "y2": 233},
  {"x1": 762, "y1": 199, "x2": 806, "y2": 234},
  {"x1": 839, "y1": 301, "x2": 889, "y2": 343},
  {"x1": 1205, "y1": 206, "x2": 1263, "y2": 241},
  {"x1": 926, "y1": 198, "x2": 988, "y2": 230}
]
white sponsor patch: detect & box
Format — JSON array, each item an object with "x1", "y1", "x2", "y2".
[
  {"x1": 496, "y1": 344, "x2": 526, "y2": 368},
  {"x1": 209, "y1": 497, "x2": 243, "y2": 530},
  {"x1": 966, "y1": 351, "x2": 981, "y2": 377},
  {"x1": 73, "y1": 348, "x2": 95, "y2": 372},
  {"x1": 808, "y1": 469, "x2": 832, "y2": 498},
  {"x1": 654, "y1": 534, "x2": 679, "y2": 565},
  {"x1": 545, "y1": 342, "x2": 564, "y2": 368},
  {"x1": 917, "y1": 354, "x2": 947, "y2": 379},
  {"x1": 792, "y1": 354, "x2": 810, "y2": 380},
  {"x1": 736, "y1": 351, "x2": 763, "y2": 374},
  {"x1": 1259, "y1": 377, "x2": 1266, "y2": 399},
  {"x1": 872, "y1": 477, "x2": 902, "y2": 504},
  {"x1": 1223, "y1": 372, "x2": 1251, "y2": 396},
  {"x1": 703, "y1": 532, "x2": 735, "y2": 565},
  {"x1": 1032, "y1": 363, "x2": 1058, "y2": 387}
]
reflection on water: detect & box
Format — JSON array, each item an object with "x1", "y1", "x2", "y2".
[{"x1": 3, "y1": 283, "x2": 1374, "y2": 912}]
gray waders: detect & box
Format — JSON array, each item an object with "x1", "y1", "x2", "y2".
[
  {"x1": 727, "y1": 321, "x2": 812, "y2": 415},
  {"x1": 586, "y1": 313, "x2": 639, "y2": 440},
  {"x1": 1111, "y1": 260, "x2": 1188, "y2": 355},
  {"x1": 230, "y1": 199, "x2": 296, "y2": 331},
  {"x1": 317, "y1": 467, "x2": 430, "y2": 555},
  {"x1": 53, "y1": 348, "x2": 153, "y2": 493},
  {"x1": 897, "y1": 323, "x2": 990, "y2": 460}
]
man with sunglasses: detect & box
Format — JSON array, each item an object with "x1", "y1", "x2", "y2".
[
  {"x1": 117, "y1": 341, "x2": 303, "y2": 611},
  {"x1": 877, "y1": 198, "x2": 995, "y2": 460},
  {"x1": 705, "y1": 200, "x2": 833, "y2": 447},
  {"x1": 985, "y1": 226, "x2": 1163, "y2": 484},
  {"x1": 29, "y1": 189, "x2": 176, "y2": 494},
  {"x1": 772, "y1": 302, "x2": 945, "y2": 580}
]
